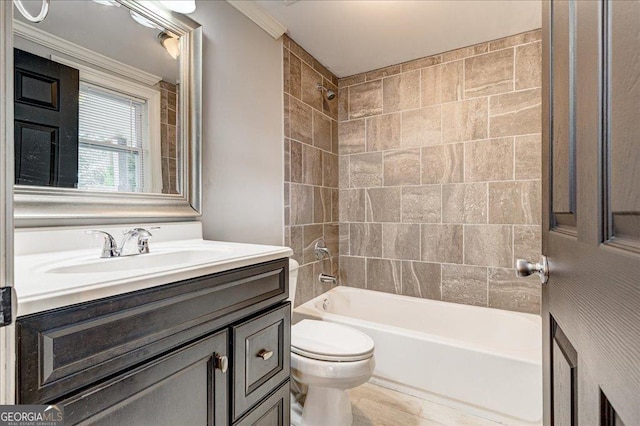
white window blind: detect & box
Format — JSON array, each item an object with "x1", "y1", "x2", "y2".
[{"x1": 77, "y1": 82, "x2": 147, "y2": 192}]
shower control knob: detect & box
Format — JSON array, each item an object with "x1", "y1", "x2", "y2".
[{"x1": 515, "y1": 256, "x2": 549, "y2": 285}]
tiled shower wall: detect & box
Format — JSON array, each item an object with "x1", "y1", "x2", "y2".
[
  {"x1": 156, "y1": 80, "x2": 179, "y2": 195},
  {"x1": 283, "y1": 35, "x2": 340, "y2": 306},
  {"x1": 337, "y1": 30, "x2": 543, "y2": 314}
]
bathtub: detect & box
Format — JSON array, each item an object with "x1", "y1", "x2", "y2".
[{"x1": 293, "y1": 286, "x2": 542, "y2": 425}]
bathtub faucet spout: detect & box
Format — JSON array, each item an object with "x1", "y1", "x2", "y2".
[{"x1": 319, "y1": 273, "x2": 337, "y2": 285}]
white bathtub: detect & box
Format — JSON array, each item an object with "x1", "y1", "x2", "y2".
[{"x1": 293, "y1": 286, "x2": 542, "y2": 425}]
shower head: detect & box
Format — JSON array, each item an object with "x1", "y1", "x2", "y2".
[{"x1": 317, "y1": 83, "x2": 336, "y2": 101}]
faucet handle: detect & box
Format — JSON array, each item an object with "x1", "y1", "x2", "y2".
[
  {"x1": 86, "y1": 230, "x2": 118, "y2": 258},
  {"x1": 130, "y1": 228, "x2": 155, "y2": 254}
]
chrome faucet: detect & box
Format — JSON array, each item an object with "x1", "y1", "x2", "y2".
[{"x1": 87, "y1": 227, "x2": 156, "y2": 258}]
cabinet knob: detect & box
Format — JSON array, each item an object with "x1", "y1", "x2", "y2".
[
  {"x1": 257, "y1": 349, "x2": 273, "y2": 361},
  {"x1": 214, "y1": 354, "x2": 228, "y2": 373}
]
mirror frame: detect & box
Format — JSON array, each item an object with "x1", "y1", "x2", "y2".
[{"x1": 9, "y1": 0, "x2": 202, "y2": 225}]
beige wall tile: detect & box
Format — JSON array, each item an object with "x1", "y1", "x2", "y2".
[
  {"x1": 351, "y1": 223, "x2": 382, "y2": 257},
  {"x1": 401, "y1": 186, "x2": 441, "y2": 223},
  {"x1": 339, "y1": 74, "x2": 366, "y2": 88},
  {"x1": 289, "y1": 39, "x2": 314, "y2": 66},
  {"x1": 401, "y1": 106, "x2": 441, "y2": 147},
  {"x1": 301, "y1": 62, "x2": 324, "y2": 111},
  {"x1": 366, "y1": 187, "x2": 402, "y2": 222},
  {"x1": 464, "y1": 49, "x2": 514, "y2": 97},
  {"x1": 338, "y1": 88, "x2": 349, "y2": 122},
  {"x1": 349, "y1": 80, "x2": 383, "y2": 119},
  {"x1": 366, "y1": 64, "x2": 401, "y2": 81},
  {"x1": 289, "y1": 54, "x2": 302, "y2": 100},
  {"x1": 515, "y1": 134, "x2": 542, "y2": 179},
  {"x1": 350, "y1": 152, "x2": 383, "y2": 188},
  {"x1": 323, "y1": 152, "x2": 339, "y2": 188},
  {"x1": 421, "y1": 224, "x2": 463, "y2": 263},
  {"x1": 515, "y1": 42, "x2": 542, "y2": 90},
  {"x1": 295, "y1": 263, "x2": 314, "y2": 307},
  {"x1": 513, "y1": 225, "x2": 542, "y2": 265},
  {"x1": 284, "y1": 139, "x2": 290, "y2": 182},
  {"x1": 290, "y1": 97, "x2": 313, "y2": 144},
  {"x1": 283, "y1": 48, "x2": 290, "y2": 95},
  {"x1": 331, "y1": 119, "x2": 339, "y2": 154},
  {"x1": 488, "y1": 268, "x2": 540, "y2": 314},
  {"x1": 383, "y1": 70, "x2": 420, "y2": 113},
  {"x1": 464, "y1": 225, "x2": 513, "y2": 268},
  {"x1": 401, "y1": 55, "x2": 442, "y2": 72},
  {"x1": 291, "y1": 184, "x2": 313, "y2": 225},
  {"x1": 383, "y1": 149, "x2": 421, "y2": 186},
  {"x1": 464, "y1": 138, "x2": 514, "y2": 182},
  {"x1": 339, "y1": 224, "x2": 350, "y2": 255},
  {"x1": 421, "y1": 143, "x2": 464, "y2": 184},
  {"x1": 314, "y1": 186, "x2": 331, "y2": 223},
  {"x1": 366, "y1": 258, "x2": 401, "y2": 294},
  {"x1": 442, "y1": 43, "x2": 489, "y2": 62},
  {"x1": 283, "y1": 95, "x2": 290, "y2": 138},
  {"x1": 340, "y1": 256, "x2": 366, "y2": 288},
  {"x1": 489, "y1": 88, "x2": 541, "y2": 137},
  {"x1": 339, "y1": 156, "x2": 350, "y2": 189},
  {"x1": 291, "y1": 140, "x2": 302, "y2": 183},
  {"x1": 401, "y1": 261, "x2": 441, "y2": 299},
  {"x1": 331, "y1": 189, "x2": 339, "y2": 222},
  {"x1": 489, "y1": 181, "x2": 541, "y2": 224},
  {"x1": 290, "y1": 225, "x2": 303, "y2": 263},
  {"x1": 489, "y1": 29, "x2": 542, "y2": 51},
  {"x1": 303, "y1": 224, "x2": 324, "y2": 263},
  {"x1": 313, "y1": 110, "x2": 332, "y2": 152},
  {"x1": 339, "y1": 189, "x2": 366, "y2": 222},
  {"x1": 339, "y1": 120, "x2": 366, "y2": 154},
  {"x1": 442, "y1": 98, "x2": 488, "y2": 142},
  {"x1": 322, "y1": 79, "x2": 339, "y2": 120},
  {"x1": 366, "y1": 113, "x2": 401, "y2": 151},
  {"x1": 442, "y1": 183, "x2": 487, "y2": 224},
  {"x1": 441, "y1": 264, "x2": 488, "y2": 306},
  {"x1": 383, "y1": 223, "x2": 420, "y2": 260},
  {"x1": 303, "y1": 144, "x2": 323, "y2": 186},
  {"x1": 421, "y1": 61, "x2": 463, "y2": 106}
]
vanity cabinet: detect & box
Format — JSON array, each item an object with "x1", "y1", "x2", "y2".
[{"x1": 16, "y1": 258, "x2": 291, "y2": 426}]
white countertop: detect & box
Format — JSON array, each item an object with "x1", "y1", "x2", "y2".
[{"x1": 14, "y1": 222, "x2": 292, "y2": 316}]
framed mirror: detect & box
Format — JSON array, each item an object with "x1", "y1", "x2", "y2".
[{"x1": 9, "y1": 0, "x2": 202, "y2": 224}]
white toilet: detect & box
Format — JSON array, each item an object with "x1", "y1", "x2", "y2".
[{"x1": 288, "y1": 259, "x2": 375, "y2": 426}]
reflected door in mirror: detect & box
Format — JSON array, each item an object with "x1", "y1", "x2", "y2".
[{"x1": 14, "y1": 48, "x2": 79, "y2": 188}]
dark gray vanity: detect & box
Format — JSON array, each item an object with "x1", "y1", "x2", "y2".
[{"x1": 16, "y1": 258, "x2": 291, "y2": 426}]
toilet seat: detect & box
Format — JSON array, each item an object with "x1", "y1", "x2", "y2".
[{"x1": 291, "y1": 320, "x2": 374, "y2": 362}]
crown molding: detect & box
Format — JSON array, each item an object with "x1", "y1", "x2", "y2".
[{"x1": 226, "y1": 1, "x2": 287, "y2": 40}]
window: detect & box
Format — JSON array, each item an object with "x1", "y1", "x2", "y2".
[{"x1": 78, "y1": 83, "x2": 147, "y2": 192}]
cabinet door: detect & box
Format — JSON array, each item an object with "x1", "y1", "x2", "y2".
[
  {"x1": 58, "y1": 331, "x2": 229, "y2": 426},
  {"x1": 235, "y1": 381, "x2": 290, "y2": 426}
]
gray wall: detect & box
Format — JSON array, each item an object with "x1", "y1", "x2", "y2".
[{"x1": 193, "y1": 1, "x2": 284, "y2": 246}]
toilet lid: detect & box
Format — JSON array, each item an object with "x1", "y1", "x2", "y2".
[{"x1": 291, "y1": 320, "x2": 374, "y2": 362}]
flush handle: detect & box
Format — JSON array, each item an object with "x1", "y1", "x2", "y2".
[
  {"x1": 214, "y1": 354, "x2": 228, "y2": 373},
  {"x1": 515, "y1": 256, "x2": 549, "y2": 285},
  {"x1": 257, "y1": 349, "x2": 273, "y2": 361}
]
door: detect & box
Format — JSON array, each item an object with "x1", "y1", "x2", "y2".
[
  {"x1": 13, "y1": 48, "x2": 79, "y2": 188},
  {"x1": 58, "y1": 331, "x2": 230, "y2": 426},
  {"x1": 0, "y1": 0, "x2": 15, "y2": 405},
  {"x1": 541, "y1": 0, "x2": 640, "y2": 425}
]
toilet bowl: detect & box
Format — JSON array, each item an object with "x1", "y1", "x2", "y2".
[{"x1": 288, "y1": 259, "x2": 375, "y2": 426}]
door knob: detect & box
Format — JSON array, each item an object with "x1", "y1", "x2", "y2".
[
  {"x1": 515, "y1": 256, "x2": 549, "y2": 285},
  {"x1": 214, "y1": 354, "x2": 228, "y2": 373}
]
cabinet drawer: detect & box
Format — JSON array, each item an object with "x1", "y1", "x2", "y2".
[
  {"x1": 59, "y1": 330, "x2": 229, "y2": 426},
  {"x1": 235, "y1": 381, "x2": 290, "y2": 426},
  {"x1": 232, "y1": 303, "x2": 290, "y2": 421},
  {"x1": 18, "y1": 258, "x2": 288, "y2": 404}
]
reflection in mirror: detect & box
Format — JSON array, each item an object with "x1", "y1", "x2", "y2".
[{"x1": 13, "y1": 0, "x2": 182, "y2": 195}]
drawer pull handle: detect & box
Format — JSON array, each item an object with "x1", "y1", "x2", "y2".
[
  {"x1": 215, "y1": 354, "x2": 228, "y2": 373},
  {"x1": 257, "y1": 349, "x2": 273, "y2": 361}
]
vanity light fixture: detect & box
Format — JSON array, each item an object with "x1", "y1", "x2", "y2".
[
  {"x1": 158, "y1": 31, "x2": 180, "y2": 59},
  {"x1": 13, "y1": 0, "x2": 50, "y2": 23},
  {"x1": 130, "y1": 10, "x2": 161, "y2": 29},
  {"x1": 159, "y1": 0, "x2": 196, "y2": 14},
  {"x1": 91, "y1": 0, "x2": 120, "y2": 6}
]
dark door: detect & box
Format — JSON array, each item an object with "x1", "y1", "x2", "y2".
[
  {"x1": 58, "y1": 331, "x2": 229, "y2": 426},
  {"x1": 541, "y1": 0, "x2": 640, "y2": 424},
  {"x1": 14, "y1": 48, "x2": 79, "y2": 188}
]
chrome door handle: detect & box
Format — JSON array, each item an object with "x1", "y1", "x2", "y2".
[
  {"x1": 214, "y1": 354, "x2": 228, "y2": 373},
  {"x1": 257, "y1": 349, "x2": 273, "y2": 361},
  {"x1": 515, "y1": 256, "x2": 549, "y2": 285}
]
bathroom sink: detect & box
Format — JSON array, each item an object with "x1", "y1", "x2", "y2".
[{"x1": 46, "y1": 248, "x2": 231, "y2": 274}]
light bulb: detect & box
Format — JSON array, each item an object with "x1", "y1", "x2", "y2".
[
  {"x1": 159, "y1": 1, "x2": 196, "y2": 14},
  {"x1": 158, "y1": 32, "x2": 181, "y2": 60}
]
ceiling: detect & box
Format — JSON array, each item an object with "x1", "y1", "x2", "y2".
[{"x1": 256, "y1": 0, "x2": 541, "y2": 77}]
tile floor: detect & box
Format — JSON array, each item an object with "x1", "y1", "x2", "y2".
[{"x1": 350, "y1": 383, "x2": 509, "y2": 426}]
